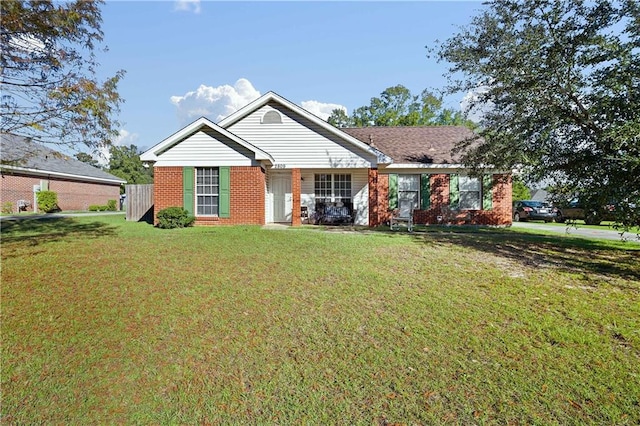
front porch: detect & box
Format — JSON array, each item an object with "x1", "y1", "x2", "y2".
[{"x1": 265, "y1": 168, "x2": 373, "y2": 227}]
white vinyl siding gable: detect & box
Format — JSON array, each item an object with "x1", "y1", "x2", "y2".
[
  {"x1": 154, "y1": 129, "x2": 256, "y2": 167},
  {"x1": 227, "y1": 103, "x2": 377, "y2": 169}
]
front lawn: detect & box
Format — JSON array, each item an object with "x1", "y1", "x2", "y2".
[{"x1": 2, "y1": 217, "x2": 639, "y2": 424}]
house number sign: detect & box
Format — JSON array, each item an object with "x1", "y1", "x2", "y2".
[{"x1": 273, "y1": 164, "x2": 286, "y2": 169}]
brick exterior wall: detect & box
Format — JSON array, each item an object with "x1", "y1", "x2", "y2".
[
  {"x1": 291, "y1": 168, "x2": 301, "y2": 226},
  {"x1": 154, "y1": 166, "x2": 265, "y2": 226},
  {"x1": 373, "y1": 172, "x2": 512, "y2": 227},
  {"x1": 0, "y1": 172, "x2": 121, "y2": 213},
  {"x1": 367, "y1": 169, "x2": 379, "y2": 227},
  {"x1": 153, "y1": 167, "x2": 183, "y2": 223},
  {"x1": 151, "y1": 167, "x2": 511, "y2": 227}
]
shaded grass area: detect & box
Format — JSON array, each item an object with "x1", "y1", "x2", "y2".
[{"x1": 2, "y1": 217, "x2": 639, "y2": 424}]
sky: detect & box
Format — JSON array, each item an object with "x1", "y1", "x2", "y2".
[{"x1": 95, "y1": 0, "x2": 486, "y2": 158}]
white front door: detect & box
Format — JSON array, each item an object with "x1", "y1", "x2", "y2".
[{"x1": 272, "y1": 173, "x2": 292, "y2": 223}]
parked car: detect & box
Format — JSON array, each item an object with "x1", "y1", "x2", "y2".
[
  {"x1": 513, "y1": 200, "x2": 558, "y2": 222},
  {"x1": 555, "y1": 200, "x2": 616, "y2": 225}
]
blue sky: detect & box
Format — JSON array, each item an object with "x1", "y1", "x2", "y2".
[{"x1": 96, "y1": 1, "x2": 485, "y2": 155}]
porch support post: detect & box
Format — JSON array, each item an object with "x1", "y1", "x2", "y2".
[
  {"x1": 292, "y1": 168, "x2": 301, "y2": 226},
  {"x1": 368, "y1": 168, "x2": 379, "y2": 227}
]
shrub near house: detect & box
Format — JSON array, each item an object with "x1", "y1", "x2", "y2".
[{"x1": 36, "y1": 191, "x2": 58, "y2": 213}]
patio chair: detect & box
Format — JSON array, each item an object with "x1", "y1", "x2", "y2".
[{"x1": 390, "y1": 201, "x2": 414, "y2": 232}]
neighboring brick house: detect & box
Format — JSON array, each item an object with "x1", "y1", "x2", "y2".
[
  {"x1": 141, "y1": 92, "x2": 512, "y2": 227},
  {"x1": 0, "y1": 134, "x2": 126, "y2": 212}
]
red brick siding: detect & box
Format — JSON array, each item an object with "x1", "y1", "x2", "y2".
[
  {"x1": 153, "y1": 167, "x2": 183, "y2": 223},
  {"x1": 367, "y1": 169, "x2": 379, "y2": 226},
  {"x1": 0, "y1": 172, "x2": 121, "y2": 212},
  {"x1": 291, "y1": 168, "x2": 301, "y2": 226},
  {"x1": 154, "y1": 166, "x2": 265, "y2": 226},
  {"x1": 374, "y1": 172, "x2": 512, "y2": 226}
]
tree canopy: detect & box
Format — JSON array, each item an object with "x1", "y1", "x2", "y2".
[
  {"x1": 1, "y1": 0, "x2": 124, "y2": 158},
  {"x1": 75, "y1": 152, "x2": 100, "y2": 168},
  {"x1": 108, "y1": 144, "x2": 153, "y2": 191},
  {"x1": 436, "y1": 0, "x2": 640, "y2": 226},
  {"x1": 327, "y1": 85, "x2": 473, "y2": 128}
]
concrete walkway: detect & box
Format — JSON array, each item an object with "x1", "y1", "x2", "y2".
[{"x1": 511, "y1": 221, "x2": 640, "y2": 243}]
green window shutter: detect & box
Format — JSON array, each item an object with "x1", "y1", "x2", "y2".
[
  {"x1": 449, "y1": 174, "x2": 459, "y2": 209},
  {"x1": 183, "y1": 167, "x2": 194, "y2": 215},
  {"x1": 420, "y1": 174, "x2": 431, "y2": 209},
  {"x1": 482, "y1": 174, "x2": 493, "y2": 210},
  {"x1": 219, "y1": 167, "x2": 230, "y2": 218},
  {"x1": 388, "y1": 174, "x2": 398, "y2": 210}
]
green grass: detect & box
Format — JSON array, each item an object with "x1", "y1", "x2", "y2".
[{"x1": 2, "y1": 216, "x2": 639, "y2": 424}]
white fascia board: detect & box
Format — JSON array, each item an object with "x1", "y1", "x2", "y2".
[
  {"x1": 1, "y1": 165, "x2": 126, "y2": 184},
  {"x1": 218, "y1": 91, "x2": 394, "y2": 165},
  {"x1": 153, "y1": 160, "x2": 267, "y2": 167},
  {"x1": 139, "y1": 116, "x2": 274, "y2": 164}
]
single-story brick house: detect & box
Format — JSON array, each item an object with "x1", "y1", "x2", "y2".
[
  {"x1": 140, "y1": 92, "x2": 512, "y2": 227},
  {"x1": 0, "y1": 134, "x2": 126, "y2": 212}
]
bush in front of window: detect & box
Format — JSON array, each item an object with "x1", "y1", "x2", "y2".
[{"x1": 156, "y1": 207, "x2": 195, "y2": 229}]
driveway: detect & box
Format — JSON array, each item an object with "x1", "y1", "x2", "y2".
[{"x1": 511, "y1": 221, "x2": 640, "y2": 243}]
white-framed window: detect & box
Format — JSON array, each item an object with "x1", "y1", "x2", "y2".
[
  {"x1": 398, "y1": 175, "x2": 419, "y2": 217},
  {"x1": 314, "y1": 173, "x2": 352, "y2": 205},
  {"x1": 196, "y1": 167, "x2": 219, "y2": 215},
  {"x1": 459, "y1": 176, "x2": 481, "y2": 210}
]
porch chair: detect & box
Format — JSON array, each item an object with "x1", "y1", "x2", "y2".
[{"x1": 390, "y1": 200, "x2": 414, "y2": 232}]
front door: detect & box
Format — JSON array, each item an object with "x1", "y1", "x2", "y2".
[{"x1": 272, "y1": 173, "x2": 292, "y2": 223}]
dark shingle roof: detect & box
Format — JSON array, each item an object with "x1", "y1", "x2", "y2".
[
  {"x1": 342, "y1": 126, "x2": 477, "y2": 165},
  {"x1": 0, "y1": 134, "x2": 126, "y2": 183}
]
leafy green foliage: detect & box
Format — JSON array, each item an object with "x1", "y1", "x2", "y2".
[
  {"x1": 0, "y1": 0, "x2": 125, "y2": 158},
  {"x1": 75, "y1": 152, "x2": 100, "y2": 168},
  {"x1": 36, "y1": 190, "x2": 58, "y2": 213},
  {"x1": 512, "y1": 177, "x2": 531, "y2": 202},
  {"x1": 436, "y1": 0, "x2": 640, "y2": 228},
  {"x1": 2, "y1": 202, "x2": 14, "y2": 214},
  {"x1": 327, "y1": 85, "x2": 475, "y2": 128},
  {"x1": 88, "y1": 203, "x2": 114, "y2": 211},
  {"x1": 108, "y1": 144, "x2": 153, "y2": 192},
  {"x1": 156, "y1": 207, "x2": 195, "y2": 229}
]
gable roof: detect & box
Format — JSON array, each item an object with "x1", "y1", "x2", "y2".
[
  {"x1": 217, "y1": 91, "x2": 393, "y2": 164},
  {"x1": 342, "y1": 126, "x2": 477, "y2": 165},
  {"x1": 0, "y1": 134, "x2": 126, "y2": 184},
  {"x1": 140, "y1": 116, "x2": 274, "y2": 163}
]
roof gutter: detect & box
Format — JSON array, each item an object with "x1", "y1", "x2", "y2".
[{"x1": 0, "y1": 165, "x2": 126, "y2": 185}]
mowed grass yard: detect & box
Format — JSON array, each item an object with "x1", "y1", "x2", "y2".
[{"x1": 2, "y1": 216, "x2": 639, "y2": 425}]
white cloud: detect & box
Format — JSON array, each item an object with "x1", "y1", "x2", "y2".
[
  {"x1": 174, "y1": 0, "x2": 201, "y2": 13},
  {"x1": 171, "y1": 78, "x2": 347, "y2": 125},
  {"x1": 300, "y1": 101, "x2": 347, "y2": 121},
  {"x1": 170, "y1": 78, "x2": 261, "y2": 125},
  {"x1": 460, "y1": 86, "x2": 493, "y2": 123},
  {"x1": 96, "y1": 129, "x2": 139, "y2": 166}
]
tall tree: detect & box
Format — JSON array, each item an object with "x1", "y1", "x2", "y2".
[
  {"x1": 327, "y1": 108, "x2": 351, "y2": 128},
  {"x1": 108, "y1": 144, "x2": 152, "y2": 190},
  {"x1": 1, "y1": 0, "x2": 125, "y2": 160},
  {"x1": 75, "y1": 152, "x2": 100, "y2": 168},
  {"x1": 328, "y1": 85, "x2": 473, "y2": 128},
  {"x1": 436, "y1": 0, "x2": 640, "y2": 226}
]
